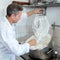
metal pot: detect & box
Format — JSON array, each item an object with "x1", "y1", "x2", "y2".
[
  {"x1": 43, "y1": 0, "x2": 54, "y2": 3},
  {"x1": 29, "y1": 49, "x2": 49, "y2": 60},
  {"x1": 29, "y1": 0, "x2": 38, "y2": 4},
  {"x1": 29, "y1": 41, "x2": 53, "y2": 60}
]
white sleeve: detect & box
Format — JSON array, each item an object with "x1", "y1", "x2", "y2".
[{"x1": 0, "y1": 26, "x2": 30, "y2": 56}]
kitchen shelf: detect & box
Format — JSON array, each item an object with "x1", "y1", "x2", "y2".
[
  {"x1": 12, "y1": 1, "x2": 60, "y2": 8},
  {"x1": 21, "y1": 3, "x2": 60, "y2": 8}
]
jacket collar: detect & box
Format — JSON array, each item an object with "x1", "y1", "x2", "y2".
[{"x1": 4, "y1": 16, "x2": 13, "y2": 30}]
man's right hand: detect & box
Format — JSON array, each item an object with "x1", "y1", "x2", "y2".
[{"x1": 27, "y1": 39, "x2": 36, "y2": 46}]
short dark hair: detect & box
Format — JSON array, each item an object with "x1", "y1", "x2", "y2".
[{"x1": 7, "y1": 3, "x2": 23, "y2": 16}]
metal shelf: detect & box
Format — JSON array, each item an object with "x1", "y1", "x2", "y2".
[
  {"x1": 22, "y1": 3, "x2": 60, "y2": 8},
  {"x1": 12, "y1": 1, "x2": 60, "y2": 8}
]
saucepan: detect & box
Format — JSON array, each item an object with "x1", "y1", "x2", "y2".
[{"x1": 29, "y1": 43, "x2": 52, "y2": 60}]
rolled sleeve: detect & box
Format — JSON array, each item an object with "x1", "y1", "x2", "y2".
[{"x1": 16, "y1": 43, "x2": 30, "y2": 56}]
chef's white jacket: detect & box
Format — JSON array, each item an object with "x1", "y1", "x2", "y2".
[{"x1": 0, "y1": 13, "x2": 30, "y2": 60}]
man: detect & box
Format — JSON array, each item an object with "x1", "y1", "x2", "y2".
[{"x1": 0, "y1": 3, "x2": 42, "y2": 60}]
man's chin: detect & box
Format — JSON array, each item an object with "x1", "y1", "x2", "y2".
[{"x1": 14, "y1": 21, "x2": 17, "y2": 23}]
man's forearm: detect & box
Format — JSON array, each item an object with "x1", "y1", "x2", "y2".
[
  {"x1": 27, "y1": 10, "x2": 34, "y2": 17},
  {"x1": 27, "y1": 9, "x2": 43, "y2": 17}
]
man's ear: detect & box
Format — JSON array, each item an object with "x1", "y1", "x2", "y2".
[{"x1": 11, "y1": 14, "x2": 15, "y2": 19}]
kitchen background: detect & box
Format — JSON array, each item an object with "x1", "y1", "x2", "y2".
[{"x1": 0, "y1": 0, "x2": 60, "y2": 60}]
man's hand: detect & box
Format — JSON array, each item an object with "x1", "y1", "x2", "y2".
[
  {"x1": 27, "y1": 39, "x2": 36, "y2": 46},
  {"x1": 33, "y1": 9, "x2": 43, "y2": 14}
]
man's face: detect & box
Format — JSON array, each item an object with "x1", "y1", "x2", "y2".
[{"x1": 13, "y1": 11, "x2": 22, "y2": 23}]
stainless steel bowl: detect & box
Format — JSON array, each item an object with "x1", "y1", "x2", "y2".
[{"x1": 29, "y1": 49, "x2": 49, "y2": 60}]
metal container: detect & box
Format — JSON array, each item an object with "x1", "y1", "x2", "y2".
[
  {"x1": 29, "y1": 49, "x2": 49, "y2": 60},
  {"x1": 43, "y1": 0, "x2": 55, "y2": 3},
  {"x1": 29, "y1": 41, "x2": 53, "y2": 60},
  {"x1": 29, "y1": 0, "x2": 38, "y2": 4}
]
